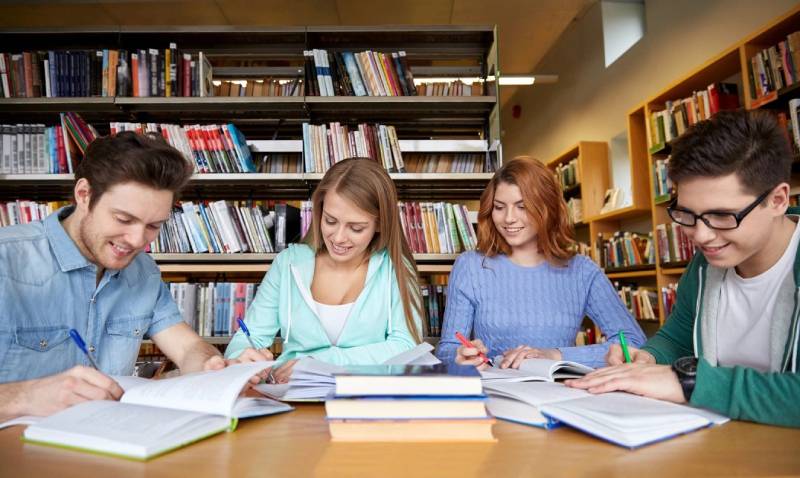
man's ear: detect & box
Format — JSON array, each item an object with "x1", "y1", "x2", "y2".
[
  {"x1": 73, "y1": 178, "x2": 92, "y2": 211},
  {"x1": 770, "y1": 182, "x2": 791, "y2": 214}
]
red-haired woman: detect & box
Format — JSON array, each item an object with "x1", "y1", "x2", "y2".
[{"x1": 435, "y1": 157, "x2": 645, "y2": 369}]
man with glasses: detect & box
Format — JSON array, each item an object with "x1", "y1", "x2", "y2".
[{"x1": 568, "y1": 110, "x2": 800, "y2": 427}]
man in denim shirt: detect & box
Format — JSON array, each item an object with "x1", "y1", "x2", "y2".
[{"x1": 0, "y1": 132, "x2": 269, "y2": 420}]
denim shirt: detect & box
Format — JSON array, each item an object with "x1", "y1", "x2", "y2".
[{"x1": 0, "y1": 207, "x2": 183, "y2": 382}]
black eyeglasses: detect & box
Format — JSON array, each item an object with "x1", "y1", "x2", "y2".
[{"x1": 667, "y1": 188, "x2": 772, "y2": 230}]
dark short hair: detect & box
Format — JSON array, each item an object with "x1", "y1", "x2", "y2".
[
  {"x1": 668, "y1": 110, "x2": 792, "y2": 194},
  {"x1": 75, "y1": 131, "x2": 194, "y2": 209}
]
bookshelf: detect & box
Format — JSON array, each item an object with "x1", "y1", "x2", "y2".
[
  {"x1": 551, "y1": 5, "x2": 800, "y2": 327},
  {"x1": 0, "y1": 25, "x2": 501, "y2": 353}
]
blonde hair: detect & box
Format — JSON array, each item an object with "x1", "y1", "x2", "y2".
[
  {"x1": 303, "y1": 158, "x2": 423, "y2": 343},
  {"x1": 477, "y1": 156, "x2": 576, "y2": 265}
]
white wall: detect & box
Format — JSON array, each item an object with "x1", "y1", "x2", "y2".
[{"x1": 502, "y1": 0, "x2": 800, "y2": 162}]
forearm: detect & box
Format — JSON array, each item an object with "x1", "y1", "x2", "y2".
[
  {"x1": 691, "y1": 359, "x2": 800, "y2": 427},
  {"x1": 174, "y1": 338, "x2": 222, "y2": 373},
  {"x1": 0, "y1": 380, "x2": 28, "y2": 420}
]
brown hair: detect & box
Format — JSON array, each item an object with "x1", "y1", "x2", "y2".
[
  {"x1": 75, "y1": 131, "x2": 193, "y2": 209},
  {"x1": 304, "y1": 158, "x2": 423, "y2": 343},
  {"x1": 477, "y1": 156, "x2": 576, "y2": 265},
  {"x1": 668, "y1": 110, "x2": 792, "y2": 194}
]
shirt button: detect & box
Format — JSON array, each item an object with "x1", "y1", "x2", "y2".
[
  {"x1": 88, "y1": 345, "x2": 96, "y2": 353},
  {"x1": 39, "y1": 339, "x2": 48, "y2": 349},
  {"x1": 133, "y1": 328, "x2": 140, "y2": 336}
]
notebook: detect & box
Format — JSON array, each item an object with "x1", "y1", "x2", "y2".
[
  {"x1": 22, "y1": 361, "x2": 293, "y2": 460},
  {"x1": 480, "y1": 357, "x2": 594, "y2": 383},
  {"x1": 483, "y1": 381, "x2": 729, "y2": 448}
]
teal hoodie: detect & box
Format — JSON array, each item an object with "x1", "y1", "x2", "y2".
[
  {"x1": 225, "y1": 244, "x2": 421, "y2": 366},
  {"x1": 643, "y1": 211, "x2": 800, "y2": 427}
]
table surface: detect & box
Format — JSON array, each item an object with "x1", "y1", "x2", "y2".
[{"x1": 2, "y1": 403, "x2": 799, "y2": 478}]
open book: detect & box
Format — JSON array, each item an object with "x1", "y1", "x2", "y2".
[
  {"x1": 255, "y1": 343, "x2": 441, "y2": 401},
  {"x1": 480, "y1": 357, "x2": 594, "y2": 383},
  {"x1": 484, "y1": 381, "x2": 729, "y2": 448},
  {"x1": 23, "y1": 361, "x2": 293, "y2": 460}
]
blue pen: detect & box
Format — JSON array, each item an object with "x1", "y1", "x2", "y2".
[
  {"x1": 237, "y1": 318, "x2": 260, "y2": 350},
  {"x1": 69, "y1": 329, "x2": 100, "y2": 370}
]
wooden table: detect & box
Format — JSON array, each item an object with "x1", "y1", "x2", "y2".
[{"x1": 2, "y1": 403, "x2": 799, "y2": 477}]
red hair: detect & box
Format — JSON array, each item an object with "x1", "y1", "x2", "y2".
[{"x1": 477, "y1": 156, "x2": 576, "y2": 265}]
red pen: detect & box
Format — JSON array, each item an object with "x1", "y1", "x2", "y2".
[{"x1": 455, "y1": 331, "x2": 495, "y2": 367}]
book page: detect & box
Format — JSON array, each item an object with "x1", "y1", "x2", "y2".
[
  {"x1": 0, "y1": 415, "x2": 41, "y2": 430},
  {"x1": 518, "y1": 359, "x2": 594, "y2": 379},
  {"x1": 483, "y1": 381, "x2": 591, "y2": 407},
  {"x1": 120, "y1": 361, "x2": 273, "y2": 417}
]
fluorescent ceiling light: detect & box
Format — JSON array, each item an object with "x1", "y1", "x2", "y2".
[{"x1": 412, "y1": 75, "x2": 557, "y2": 86}]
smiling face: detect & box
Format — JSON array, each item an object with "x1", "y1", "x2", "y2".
[
  {"x1": 491, "y1": 181, "x2": 539, "y2": 254},
  {"x1": 71, "y1": 180, "x2": 172, "y2": 271},
  {"x1": 320, "y1": 189, "x2": 378, "y2": 266},
  {"x1": 675, "y1": 173, "x2": 785, "y2": 272}
]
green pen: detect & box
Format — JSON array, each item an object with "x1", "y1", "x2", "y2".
[{"x1": 619, "y1": 330, "x2": 632, "y2": 363}]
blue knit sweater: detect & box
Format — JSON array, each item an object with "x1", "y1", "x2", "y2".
[{"x1": 435, "y1": 251, "x2": 646, "y2": 368}]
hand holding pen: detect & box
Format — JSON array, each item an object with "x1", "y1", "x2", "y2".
[
  {"x1": 454, "y1": 331, "x2": 495, "y2": 368},
  {"x1": 235, "y1": 318, "x2": 276, "y2": 383}
]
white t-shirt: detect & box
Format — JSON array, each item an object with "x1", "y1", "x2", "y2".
[
  {"x1": 313, "y1": 300, "x2": 354, "y2": 346},
  {"x1": 716, "y1": 221, "x2": 800, "y2": 372}
]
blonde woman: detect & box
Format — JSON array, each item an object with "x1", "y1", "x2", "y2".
[{"x1": 225, "y1": 158, "x2": 423, "y2": 382}]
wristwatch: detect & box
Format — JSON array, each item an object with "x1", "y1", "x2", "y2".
[{"x1": 672, "y1": 356, "x2": 698, "y2": 402}]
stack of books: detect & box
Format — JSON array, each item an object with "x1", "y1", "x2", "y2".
[{"x1": 325, "y1": 364, "x2": 495, "y2": 442}]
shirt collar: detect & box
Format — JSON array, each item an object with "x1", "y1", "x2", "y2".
[{"x1": 44, "y1": 206, "x2": 122, "y2": 279}]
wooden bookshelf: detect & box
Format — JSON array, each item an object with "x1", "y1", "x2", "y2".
[{"x1": 0, "y1": 25, "x2": 500, "y2": 350}]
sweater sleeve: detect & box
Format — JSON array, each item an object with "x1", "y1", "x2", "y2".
[
  {"x1": 691, "y1": 358, "x2": 800, "y2": 427},
  {"x1": 435, "y1": 253, "x2": 477, "y2": 365},
  {"x1": 224, "y1": 249, "x2": 285, "y2": 360},
  {"x1": 558, "y1": 258, "x2": 646, "y2": 368},
  {"x1": 641, "y1": 258, "x2": 699, "y2": 364},
  {"x1": 309, "y1": 265, "x2": 420, "y2": 366}
]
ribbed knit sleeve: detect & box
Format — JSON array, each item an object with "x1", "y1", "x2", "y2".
[
  {"x1": 558, "y1": 257, "x2": 647, "y2": 368},
  {"x1": 436, "y1": 252, "x2": 477, "y2": 365}
]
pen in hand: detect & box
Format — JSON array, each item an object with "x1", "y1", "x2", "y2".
[
  {"x1": 455, "y1": 331, "x2": 495, "y2": 367},
  {"x1": 237, "y1": 318, "x2": 275, "y2": 384},
  {"x1": 69, "y1": 328, "x2": 100, "y2": 370},
  {"x1": 619, "y1": 330, "x2": 632, "y2": 364}
]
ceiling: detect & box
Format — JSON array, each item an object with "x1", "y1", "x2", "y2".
[{"x1": 0, "y1": 0, "x2": 595, "y2": 105}]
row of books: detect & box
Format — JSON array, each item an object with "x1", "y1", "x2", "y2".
[
  {"x1": 652, "y1": 156, "x2": 673, "y2": 199},
  {"x1": 304, "y1": 49, "x2": 417, "y2": 97},
  {"x1": 214, "y1": 78, "x2": 302, "y2": 97},
  {"x1": 747, "y1": 31, "x2": 800, "y2": 104},
  {"x1": 110, "y1": 122, "x2": 255, "y2": 174},
  {"x1": 648, "y1": 82, "x2": 739, "y2": 149},
  {"x1": 576, "y1": 327, "x2": 605, "y2": 345},
  {"x1": 655, "y1": 223, "x2": 695, "y2": 265},
  {"x1": 661, "y1": 283, "x2": 678, "y2": 319},
  {"x1": 595, "y1": 231, "x2": 656, "y2": 271},
  {"x1": 0, "y1": 114, "x2": 97, "y2": 174},
  {"x1": 256, "y1": 154, "x2": 303, "y2": 174},
  {"x1": 574, "y1": 241, "x2": 591, "y2": 257},
  {"x1": 614, "y1": 283, "x2": 658, "y2": 321},
  {"x1": 566, "y1": 197, "x2": 583, "y2": 224},
  {"x1": 302, "y1": 122, "x2": 404, "y2": 174},
  {"x1": 402, "y1": 153, "x2": 492, "y2": 174},
  {"x1": 415, "y1": 80, "x2": 483, "y2": 97},
  {"x1": 421, "y1": 275, "x2": 448, "y2": 338},
  {"x1": 147, "y1": 201, "x2": 301, "y2": 254},
  {"x1": 555, "y1": 157, "x2": 579, "y2": 190},
  {"x1": 0, "y1": 47, "x2": 213, "y2": 98},
  {"x1": 169, "y1": 282, "x2": 256, "y2": 337},
  {"x1": 0, "y1": 200, "x2": 68, "y2": 227},
  {"x1": 399, "y1": 201, "x2": 477, "y2": 255}
]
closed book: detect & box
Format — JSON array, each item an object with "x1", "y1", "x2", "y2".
[
  {"x1": 333, "y1": 363, "x2": 482, "y2": 397},
  {"x1": 325, "y1": 395, "x2": 488, "y2": 420},
  {"x1": 328, "y1": 418, "x2": 495, "y2": 442}
]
